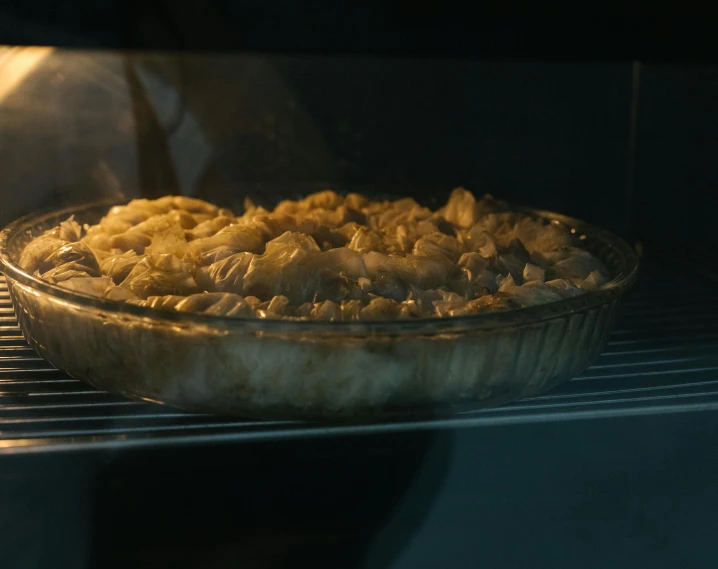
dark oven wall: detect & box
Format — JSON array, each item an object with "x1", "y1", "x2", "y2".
[
  {"x1": 0, "y1": 52, "x2": 636, "y2": 236},
  {"x1": 149, "y1": 56, "x2": 637, "y2": 234},
  {"x1": 252, "y1": 59, "x2": 635, "y2": 234},
  {"x1": 633, "y1": 64, "x2": 718, "y2": 251},
  {"x1": 3, "y1": 50, "x2": 717, "y2": 249}
]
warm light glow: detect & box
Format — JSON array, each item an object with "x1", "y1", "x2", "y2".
[{"x1": 0, "y1": 46, "x2": 54, "y2": 104}]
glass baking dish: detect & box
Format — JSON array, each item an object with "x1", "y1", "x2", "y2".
[{"x1": 0, "y1": 199, "x2": 638, "y2": 420}]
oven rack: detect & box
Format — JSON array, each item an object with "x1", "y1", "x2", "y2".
[{"x1": 2, "y1": 262, "x2": 717, "y2": 454}]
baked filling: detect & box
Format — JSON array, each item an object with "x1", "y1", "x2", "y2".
[{"x1": 19, "y1": 189, "x2": 608, "y2": 320}]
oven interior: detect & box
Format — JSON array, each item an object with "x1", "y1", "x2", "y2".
[{"x1": 1, "y1": 48, "x2": 718, "y2": 568}]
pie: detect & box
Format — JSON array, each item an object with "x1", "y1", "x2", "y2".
[{"x1": 18, "y1": 188, "x2": 609, "y2": 321}]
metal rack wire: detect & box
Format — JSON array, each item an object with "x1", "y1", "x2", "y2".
[{"x1": 2, "y1": 264, "x2": 718, "y2": 454}]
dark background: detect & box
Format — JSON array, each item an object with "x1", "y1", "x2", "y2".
[
  {"x1": 1, "y1": 2, "x2": 717, "y2": 61},
  {"x1": 3, "y1": 5, "x2": 718, "y2": 569},
  {"x1": 3, "y1": 2, "x2": 718, "y2": 250}
]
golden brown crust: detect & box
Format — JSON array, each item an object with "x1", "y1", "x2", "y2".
[{"x1": 21, "y1": 189, "x2": 610, "y2": 320}]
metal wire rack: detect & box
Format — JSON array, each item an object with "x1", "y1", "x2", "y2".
[{"x1": 2, "y1": 263, "x2": 717, "y2": 454}]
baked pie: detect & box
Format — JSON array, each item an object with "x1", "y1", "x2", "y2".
[{"x1": 19, "y1": 188, "x2": 609, "y2": 320}]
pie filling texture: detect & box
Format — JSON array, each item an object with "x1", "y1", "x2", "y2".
[{"x1": 19, "y1": 189, "x2": 609, "y2": 321}]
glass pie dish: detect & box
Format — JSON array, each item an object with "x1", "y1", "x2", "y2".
[{"x1": 0, "y1": 199, "x2": 638, "y2": 420}]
